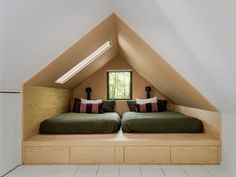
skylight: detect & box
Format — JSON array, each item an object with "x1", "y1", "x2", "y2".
[{"x1": 55, "y1": 40, "x2": 112, "y2": 84}]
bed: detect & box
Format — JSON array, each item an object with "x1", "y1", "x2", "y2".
[
  {"x1": 39, "y1": 112, "x2": 121, "y2": 134},
  {"x1": 122, "y1": 111, "x2": 203, "y2": 133}
]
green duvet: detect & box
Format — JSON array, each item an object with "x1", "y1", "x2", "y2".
[
  {"x1": 40, "y1": 112, "x2": 121, "y2": 134},
  {"x1": 122, "y1": 111, "x2": 203, "y2": 133}
]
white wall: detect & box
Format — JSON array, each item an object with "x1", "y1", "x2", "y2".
[
  {"x1": 0, "y1": 0, "x2": 113, "y2": 175},
  {"x1": 0, "y1": 0, "x2": 3, "y2": 89},
  {"x1": 1, "y1": 0, "x2": 236, "y2": 175},
  {"x1": 0, "y1": 93, "x2": 21, "y2": 176},
  {"x1": 1, "y1": 0, "x2": 113, "y2": 91},
  {"x1": 114, "y1": 0, "x2": 236, "y2": 175},
  {"x1": 222, "y1": 113, "x2": 236, "y2": 175}
]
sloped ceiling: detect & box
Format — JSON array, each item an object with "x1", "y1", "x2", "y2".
[
  {"x1": 25, "y1": 13, "x2": 218, "y2": 111},
  {"x1": 116, "y1": 15, "x2": 217, "y2": 111},
  {"x1": 114, "y1": 0, "x2": 236, "y2": 114},
  {"x1": 25, "y1": 14, "x2": 119, "y2": 89},
  {"x1": 1, "y1": 0, "x2": 114, "y2": 91}
]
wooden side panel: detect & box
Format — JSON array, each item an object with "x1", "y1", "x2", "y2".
[
  {"x1": 175, "y1": 105, "x2": 221, "y2": 138},
  {"x1": 23, "y1": 146, "x2": 69, "y2": 164},
  {"x1": 23, "y1": 86, "x2": 72, "y2": 140},
  {"x1": 70, "y1": 146, "x2": 115, "y2": 163},
  {"x1": 22, "y1": 149, "x2": 26, "y2": 164},
  {"x1": 124, "y1": 146, "x2": 170, "y2": 163},
  {"x1": 115, "y1": 146, "x2": 124, "y2": 163},
  {"x1": 171, "y1": 146, "x2": 219, "y2": 164}
]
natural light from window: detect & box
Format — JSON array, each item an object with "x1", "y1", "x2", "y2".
[
  {"x1": 55, "y1": 40, "x2": 112, "y2": 84},
  {"x1": 107, "y1": 71, "x2": 132, "y2": 100}
]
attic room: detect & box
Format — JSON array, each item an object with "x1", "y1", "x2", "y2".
[{"x1": 1, "y1": 1, "x2": 236, "y2": 177}]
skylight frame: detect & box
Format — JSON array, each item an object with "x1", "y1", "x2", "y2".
[{"x1": 55, "y1": 40, "x2": 112, "y2": 84}]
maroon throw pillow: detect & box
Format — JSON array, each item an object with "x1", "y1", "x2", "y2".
[
  {"x1": 135, "y1": 102, "x2": 158, "y2": 112},
  {"x1": 73, "y1": 103, "x2": 103, "y2": 113},
  {"x1": 72, "y1": 98, "x2": 81, "y2": 112}
]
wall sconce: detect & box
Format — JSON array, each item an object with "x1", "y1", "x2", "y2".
[
  {"x1": 85, "y1": 87, "x2": 92, "y2": 100},
  {"x1": 145, "y1": 86, "x2": 151, "y2": 99}
]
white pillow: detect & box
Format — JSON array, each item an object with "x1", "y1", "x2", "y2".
[
  {"x1": 81, "y1": 98, "x2": 102, "y2": 104},
  {"x1": 136, "y1": 97, "x2": 157, "y2": 104}
]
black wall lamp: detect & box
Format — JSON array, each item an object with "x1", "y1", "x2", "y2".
[
  {"x1": 145, "y1": 86, "x2": 151, "y2": 99},
  {"x1": 85, "y1": 87, "x2": 92, "y2": 100}
]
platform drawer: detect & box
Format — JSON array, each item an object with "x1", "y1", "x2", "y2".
[
  {"x1": 70, "y1": 146, "x2": 115, "y2": 163},
  {"x1": 124, "y1": 146, "x2": 170, "y2": 163},
  {"x1": 23, "y1": 146, "x2": 69, "y2": 164},
  {"x1": 171, "y1": 146, "x2": 219, "y2": 164}
]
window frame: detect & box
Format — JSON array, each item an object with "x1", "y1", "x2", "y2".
[
  {"x1": 107, "y1": 70, "x2": 133, "y2": 100},
  {"x1": 55, "y1": 40, "x2": 112, "y2": 84}
]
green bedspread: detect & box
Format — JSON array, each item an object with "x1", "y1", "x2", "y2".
[
  {"x1": 39, "y1": 112, "x2": 121, "y2": 134},
  {"x1": 122, "y1": 111, "x2": 203, "y2": 133}
]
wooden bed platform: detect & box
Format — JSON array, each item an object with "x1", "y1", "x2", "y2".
[{"x1": 23, "y1": 130, "x2": 221, "y2": 164}]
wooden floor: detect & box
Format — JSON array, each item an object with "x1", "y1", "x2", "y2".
[{"x1": 4, "y1": 165, "x2": 233, "y2": 177}]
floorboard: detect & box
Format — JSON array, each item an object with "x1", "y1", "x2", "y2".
[
  {"x1": 73, "y1": 165, "x2": 99, "y2": 177},
  {"x1": 4, "y1": 165, "x2": 235, "y2": 177},
  {"x1": 5, "y1": 165, "x2": 56, "y2": 177},
  {"x1": 182, "y1": 165, "x2": 212, "y2": 177},
  {"x1": 161, "y1": 165, "x2": 189, "y2": 177},
  {"x1": 140, "y1": 165, "x2": 165, "y2": 177},
  {"x1": 50, "y1": 165, "x2": 78, "y2": 177},
  {"x1": 203, "y1": 165, "x2": 233, "y2": 177},
  {"x1": 119, "y1": 165, "x2": 141, "y2": 177},
  {"x1": 96, "y1": 165, "x2": 119, "y2": 177}
]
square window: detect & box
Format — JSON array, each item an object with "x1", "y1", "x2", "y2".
[{"x1": 107, "y1": 71, "x2": 132, "y2": 100}]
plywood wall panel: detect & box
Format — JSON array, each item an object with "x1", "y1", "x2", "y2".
[
  {"x1": 175, "y1": 105, "x2": 221, "y2": 139},
  {"x1": 23, "y1": 86, "x2": 72, "y2": 140},
  {"x1": 73, "y1": 55, "x2": 166, "y2": 100}
]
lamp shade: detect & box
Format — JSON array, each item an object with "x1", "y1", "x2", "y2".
[
  {"x1": 145, "y1": 86, "x2": 151, "y2": 92},
  {"x1": 85, "y1": 87, "x2": 92, "y2": 93}
]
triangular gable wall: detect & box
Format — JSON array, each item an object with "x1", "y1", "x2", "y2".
[{"x1": 23, "y1": 13, "x2": 218, "y2": 111}]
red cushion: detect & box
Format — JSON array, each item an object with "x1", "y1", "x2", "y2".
[
  {"x1": 135, "y1": 102, "x2": 158, "y2": 112},
  {"x1": 73, "y1": 103, "x2": 103, "y2": 113}
]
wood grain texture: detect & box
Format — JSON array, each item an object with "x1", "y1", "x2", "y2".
[
  {"x1": 115, "y1": 14, "x2": 218, "y2": 112},
  {"x1": 23, "y1": 131, "x2": 221, "y2": 147},
  {"x1": 171, "y1": 146, "x2": 219, "y2": 164},
  {"x1": 73, "y1": 56, "x2": 166, "y2": 99},
  {"x1": 23, "y1": 86, "x2": 72, "y2": 140},
  {"x1": 175, "y1": 105, "x2": 221, "y2": 138},
  {"x1": 115, "y1": 146, "x2": 124, "y2": 163},
  {"x1": 23, "y1": 146, "x2": 70, "y2": 164},
  {"x1": 23, "y1": 131, "x2": 220, "y2": 164},
  {"x1": 23, "y1": 130, "x2": 221, "y2": 147},
  {"x1": 25, "y1": 14, "x2": 119, "y2": 89},
  {"x1": 70, "y1": 146, "x2": 115, "y2": 163},
  {"x1": 73, "y1": 55, "x2": 172, "y2": 114},
  {"x1": 124, "y1": 146, "x2": 170, "y2": 163}
]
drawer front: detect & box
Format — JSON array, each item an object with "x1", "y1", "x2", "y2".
[
  {"x1": 171, "y1": 146, "x2": 219, "y2": 164},
  {"x1": 70, "y1": 146, "x2": 115, "y2": 163},
  {"x1": 23, "y1": 146, "x2": 69, "y2": 164},
  {"x1": 125, "y1": 146, "x2": 170, "y2": 163}
]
